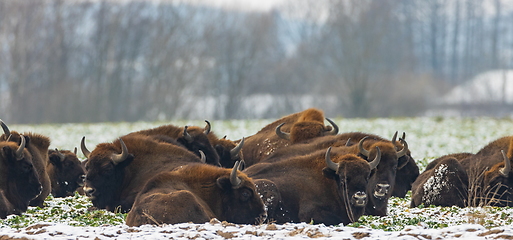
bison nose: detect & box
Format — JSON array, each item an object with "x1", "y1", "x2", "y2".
[
  {"x1": 374, "y1": 183, "x2": 390, "y2": 198},
  {"x1": 352, "y1": 191, "x2": 367, "y2": 207},
  {"x1": 83, "y1": 186, "x2": 95, "y2": 196}
]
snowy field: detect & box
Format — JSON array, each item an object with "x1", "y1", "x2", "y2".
[{"x1": 2, "y1": 117, "x2": 513, "y2": 239}]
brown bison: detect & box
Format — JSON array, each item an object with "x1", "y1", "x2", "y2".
[
  {"x1": 0, "y1": 120, "x2": 51, "y2": 208},
  {"x1": 125, "y1": 161, "x2": 267, "y2": 226},
  {"x1": 241, "y1": 108, "x2": 338, "y2": 167},
  {"x1": 47, "y1": 148, "x2": 85, "y2": 197},
  {"x1": 410, "y1": 157, "x2": 469, "y2": 208},
  {"x1": 340, "y1": 132, "x2": 418, "y2": 199},
  {"x1": 125, "y1": 121, "x2": 221, "y2": 167},
  {"x1": 81, "y1": 134, "x2": 205, "y2": 212},
  {"x1": 260, "y1": 133, "x2": 408, "y2": 216},
  {"x1": 0, "y1": 136, "x2": 42, "y2": 218},
  {"x1": 244, "y1": 146, "x2": 380, "y2": 225}
]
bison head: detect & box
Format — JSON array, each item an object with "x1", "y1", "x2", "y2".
[
  {"x1": 0, "y1": 135, "x2": 42, "y2": 208},
  {"x1": 178, "y1": 124, "x2": 221, "y2": 167},
  {"x1": 482, "y1": 150, "x2": 513, "y2": 207},
  {"x1": 48, "y1": 148, "x2": 85, "y2": 198},
  {"x1": 322, "y1": 147, "x2": 380, "y2": 223},
  {"x1": 357, "y1": 136, "x2": 408, "y2": 215},
  {"x1": 213, "y1": 137, "x2": 245, "y2": 168},
  {"x1": 390, "y1": 132, "x2": 419, "y2": 198},
  {"x1": 214, "y1": 161, "x2": 267, "y2": 224},
  {"x1": 81, "y1": 137, "x2": 134, "y2": 211}
]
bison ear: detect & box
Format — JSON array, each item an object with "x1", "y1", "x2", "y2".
[
  {"x1": 216, "y1": 176, "x2": 232, "y2": 190},
  {"x1": 322, "y1": 167, "x2": 338, "y2": 180},
  {"x1": 115, "y1": 154, "x2": 135, "y2": 169}
]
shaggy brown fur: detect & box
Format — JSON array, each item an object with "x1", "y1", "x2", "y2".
[
  {"x1": 241, "y1": 108, "x2": 335, "y2": 166},
  {"x1": 125, "y1": 164, "x2": 266, "y2": 226},
  {"x1": 411, "y1": 157, "x2": 469, "y2": 208},
  {"x1": 244, "y1": 147, "x2": 373, "y2": 225},
  {"x1": 0, "y1": 140, "x2": 42, "y2": 218},
  {"x1": 2, "y1": 132, "x2": 51, "y2": 208},
  {"x1": 47, "y1": 149, "x2": 85, "y2": 198},
  {"x1": 82, "y1": 134, "x2": 204, "y2": 212},
  {"x1": 125, "y1": 123, "x2": 220, "y2": 167}
]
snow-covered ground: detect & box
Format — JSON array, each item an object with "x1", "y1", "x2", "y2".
[{"x1": 2, "y1": 117, "x2": 513, "y2": 239}]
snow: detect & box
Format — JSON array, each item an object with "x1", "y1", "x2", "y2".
[
  {"x1": 3, "y1": 117, "x2": 513, "y2": 239},
  {"x1": 441, "y1": 70, "x2": 513, "y2": 105}
]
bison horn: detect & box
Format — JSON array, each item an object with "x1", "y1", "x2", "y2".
[
  {"x1": 500, "y1": 150, "x2": 511, "y2": 177},
  {"x1": 396, "y1": 138, "x2": 408, "y2": 158},
  {"x1": 391, "y1": 131, "x2": 398, "y2": 145},
  {"x1": 325, "y1": 118, "x2": 339, "y2": 135},
  {"x1": 0, "y1": 119, "x2": 10, "y2": 138},
  {"x1": 358, "y1": 136, "x2": 370, "y2": 157},
  {"x1": 325, "y1": 147, "x2": 338, "y2": 171},
  {"x1": 345, "y1": 138, "x2": 352, "y2": 147},
  {"x1": 55, "y1": 148, "x2": 65, "y2": 162},
  {"x1": 74, "y1": 147, "x2": 77, "y2": 155},
  {"x1": 81, "y1": 136, "x2": 91, "y2": 159},
  {"x1": 369, "y1": 147, "x2": 381, "y2": 170},
  {"x1": 199, "y1": 150, "x2": 206, "y2": 163},
  {"x1": 204, "y1": 120, "x2": 211, "y2": 135},
  {"x1": 230, "y1": 161, "x2": 242, "y2": 187},
  {"x1": 15, "y1": 134, "x2": 26, "y2": 160},
  {"x1": 112, "y1": 138, "x2": 128, "y2": 165},
  {"x1": 275, "y1": 123, "x2": 290, "y2": 140},
  {"x1": 230, "y1": 137, "x2": 244, "y2": 160},
  {"x1": 183, "y1": 126, "x2": 194, "y2": 143}
]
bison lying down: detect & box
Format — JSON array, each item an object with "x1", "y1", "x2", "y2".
[{"x1": 126, "y1": 161, "x2": 266, "y2": 226}]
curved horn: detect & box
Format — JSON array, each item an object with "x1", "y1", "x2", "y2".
[
  {"x1": 402, "y1": 132, "x2": 406, "y2": 140},
  {"x1": 358, "y1": 136, "x2": 370, "y2": 157},
  {"x1": 500, "y1": 150, "x2": 511, "y2": 177},
  {"x1": 0, "y1": 119, "x2": 10, "y2": 138},
  {"x1": 183, "y1": 126, "x2": 193, "y2": 143},
  {"x1": 345, "y1": 138, "x2": 352, "y2": 147},
  {"x1": 230, "y1": 161, "x2": 242, "y2": 187},
  {"x1": 396, "y1": 138, "x2": 409, "y2": 158},
  {"x1": 325, "y1": 118, "x2": 339, "y2": 135},
  {"x1": 275, "y1": 123, "x2": 290, "y2": 140},
  {"x1": 325, "y1": 147, "x2": 338, "y2": 171},
  {"x1": 55, "y1": 148, "x2": 65, "y2": 162},
  {"x1": 369, "y1": 147, "x2": 381, "y2": 170},
  {"x1": 74, "y1": 147, "x2": 77, "y2": 155},
  {"x1": 204, "y1": 120, "x2": 211, "y2": 135},
  {"x1": 199, "y1": 150, "x2": 206, "y2": 163},
  {"x1": 81, "y1": 136, "x2": 91, "y2": 159},
  {"x1": 230, "y1": 137, "x2": 244, "y2": 160},
  {"x1": 112, "y1": 138, "x2": 128, "y2": 165},
  {"x1": 391, "y1": 131, "x2": 398, "y2": 144},
  {"x1": 15, "y1": 134, "x2": 26, "y2": 159}
]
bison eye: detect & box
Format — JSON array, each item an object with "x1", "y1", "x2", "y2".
[
  {"x1": 240, "y1": 189, "x2": 252, "y2": 202},
  {"x1": 22, "y1": 163, "x2": 33, "y2": 173}
]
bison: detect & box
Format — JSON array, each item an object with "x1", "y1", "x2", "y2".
[
  {"x1": 244, "y1": 146, "x2": 380, "y2": 225},
  {"x1": 125, "y1": 121, "x2": 221, "y2": 167},
  {"x1": 0, "y1": 120, "x2": 51, "y2": 208},
  {"x1": 410, "y1": 157, "x2": 469, "y2": 208},
  {"x1": 259, "y1": 133, "x2": 408, "y2": 216},
  {"x1": 241, "y1": 108, "x2": 338, "y2": 167},
  {"x1": 81, "y1": 134, "x2": 205, "y2": 212},
  {"x1": 125, "y1": 161, "x2": 267, "y2": 226},
  {"x1": 340, "y1": 131, "x2": 418, "y2": 199},
  {"x1": 47, "y1": 148, "x2": 85, "y2": 197},
  {"x1": 0, "y1": 136, "x2": 42, "y2": 218}
]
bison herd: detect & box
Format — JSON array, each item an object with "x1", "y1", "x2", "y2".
[{"x1": 0, "y1": 108, "x2": 512, "y2": 226}]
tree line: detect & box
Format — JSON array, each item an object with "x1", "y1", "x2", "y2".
[{"x1": 0, "y1": 0, "x2": 511, "y2": 123}]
